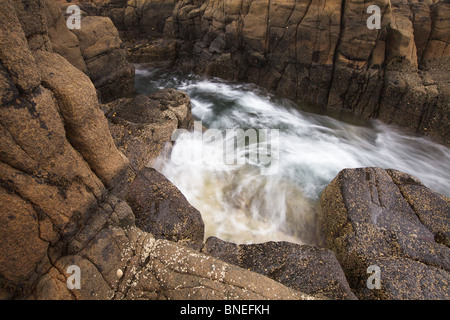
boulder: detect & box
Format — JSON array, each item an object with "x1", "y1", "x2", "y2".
[
  {"x1": 44, "y1": 1, "x2": 135, "y2": 103},
  {"x1": 127, "y1": 168, "x2": 205, "y2": 250},
  {"x1": 105, "y1": 88, "x2": 193, "y2": 172},
  {"x1": 70, "y1": 16, "x2": 135, "y2": 103},
  {"x1": 202, "y1": 237, "x2": 357, "y2": 300},
  {"x1": 320, "y1": 167, "x2": 450, "y2": 299}
]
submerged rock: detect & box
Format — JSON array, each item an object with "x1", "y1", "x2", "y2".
[{"x1": 320, "y1": 167, "x2": 450, "y2": 300}]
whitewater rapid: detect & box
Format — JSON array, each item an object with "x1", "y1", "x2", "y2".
[{"x1": 136, "y1": 66, "x2": 450, "y2": 245}]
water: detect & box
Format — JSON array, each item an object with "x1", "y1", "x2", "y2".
[{"x1": 135, "y1": 65, "x2": 450, "y2": 245}]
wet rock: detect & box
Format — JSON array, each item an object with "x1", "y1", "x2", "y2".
[
  {"x1": 127, "y1": 168, "x2": 204, "y2": 250},
  {"x1": 320, "y1": 167, "x2": 450, "y2": 299},
  {"x1": 202, "y1": 237, "x2": 357, "y2": 300},
  {"x1": 105, "y1": 88, "x2": 193, "y2": 172}
]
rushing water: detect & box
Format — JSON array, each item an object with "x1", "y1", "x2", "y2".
[{"x1": 135, "y1": 65, "x2": 450, "y2": 245}]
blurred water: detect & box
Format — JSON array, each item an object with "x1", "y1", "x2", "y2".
[{"x1": 135, "y1": 65, "x2": 450, "y2": 245}]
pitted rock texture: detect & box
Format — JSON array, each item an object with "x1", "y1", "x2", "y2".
[
  {"x1": 32, "y1": 195, "x2": 313, "y2": 300},
  {"x1": 69, "y1": 15, "x2": 135, "y2": 103},
  {"x1": 320, "y1": 168, "x2": 450, "y2": 300},
  {"x1": 0, "y1": 0, "x2": 128, "y2": 294},
  {"x1": 202, "y1": 237, "x2": 357, "y2": 300},
  {"x1": 105, "y1": 88, "x2": 193, "y2": 172}
]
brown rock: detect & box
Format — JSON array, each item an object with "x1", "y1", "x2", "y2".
[
  {"x1": 203, "y1": 237, "x2": 357, "y2": 300},
  {"x1": 127, "y1": 168, "x2": 205, "y2": 249},
  {"x1": 34, "y1": 50, "x2": 129, "y2": 188},
  {"x1": 320, "y1": 167, "x2": 450, "y2": 299},
  {"x1": 105, "y1": 89, "x2": 192, "y2": 172},
  {"x1": 69, "y1": 16, "x2": 135, "y2": 103}
]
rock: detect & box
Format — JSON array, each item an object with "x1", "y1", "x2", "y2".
[
  {"x1": 69, "y1": 16, "x2": 135, "y2": 103},
  {"x1": 34, "y1": 50, "x2": 129, "y2": 188},
  {"x1": 34, "y1": 210, "x2": 314, "y2": 300},
  {"x1": 45, "y1": 0, "x2": 88, "y2": 73},
  {"x1": 84, "y1": 1, "x2": 450, "y2": 144},
  {"x1": 105, "y1": 88, "x2": 193, "y2": 172},
  {"x1": 127, "y1": 168, "x2": 205, "y2": 250},
  {"x1": 320, "y1": 167, "x2": 450, "y2": 299},
  {"x1": 2, "y1": 0, "x2": 317, "y2": 300},
  {"x1": 202, "y1": 237, "x2": 357, "y2": 300},
  {"x1": 125, "y1": 38, "x2": 179, "y2": 66},
  {"x1": 44, "y1": 1, "x2": 135, "y2": 103},
  {"x1": 0, "y1": 0, "x2": 126, "y2": 293},
  {"x1": 0, "y1": 0, "x2": 41, "y2": 95},
  {"x1": 124, "y1": 0, "x2": 177, "y2": 38},
  {"x1": 89, "y1": 0, "x2": 443, "y2": 145}
]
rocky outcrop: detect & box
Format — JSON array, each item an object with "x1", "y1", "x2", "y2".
[
  {"x1": 1, "y1": 0, "x2": 318, "y2": 300},
  {"x1": 169, "y1": 0, "x2": 450, "y2": 145},
  {"x1": 105, "y1": 88, "x2": 193, "y2": 172},
  {"x1": 76, "y1": 0, "x2": 177, "y2": 39},
  {"x1": 32, "y1": 194, "x2": 313, "y2": 300},
  {"x1": 320, "y1": 168, "x2": 450, "y2": 300},
  {"x1": 70, "y1": 16, "x2": 135, "y2": 103},
  {"x1": 127, "y1": 168, "x2": 205, "y2": 249},
  {"x1": 86, "y1": 0, "x2": 449, "y2": 145},
  {"x1": 202, "y1": 237, "x2": 357, "y2": 300},
  {"x1": 0, "y1": 0, "x2": 128, "y2": 294},
  {"x1": 46, "y1": 0, "x2": 135, "y2": 102}
]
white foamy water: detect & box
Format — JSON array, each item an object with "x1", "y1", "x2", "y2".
[{"x1": 136, "y1": 66, "x2": 450, "y2": 245}]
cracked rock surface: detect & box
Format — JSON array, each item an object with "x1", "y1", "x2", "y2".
[
  {"x1": 87, "y1": 0, "x2": 449, "y2": 144},
  {"x1": 320, "y1": 168, "x2": 450, "y2": 300}
]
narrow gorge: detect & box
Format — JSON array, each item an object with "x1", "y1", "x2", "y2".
[{"x1": 0, "y1": 0, "x2": 448, "y2": 301}]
